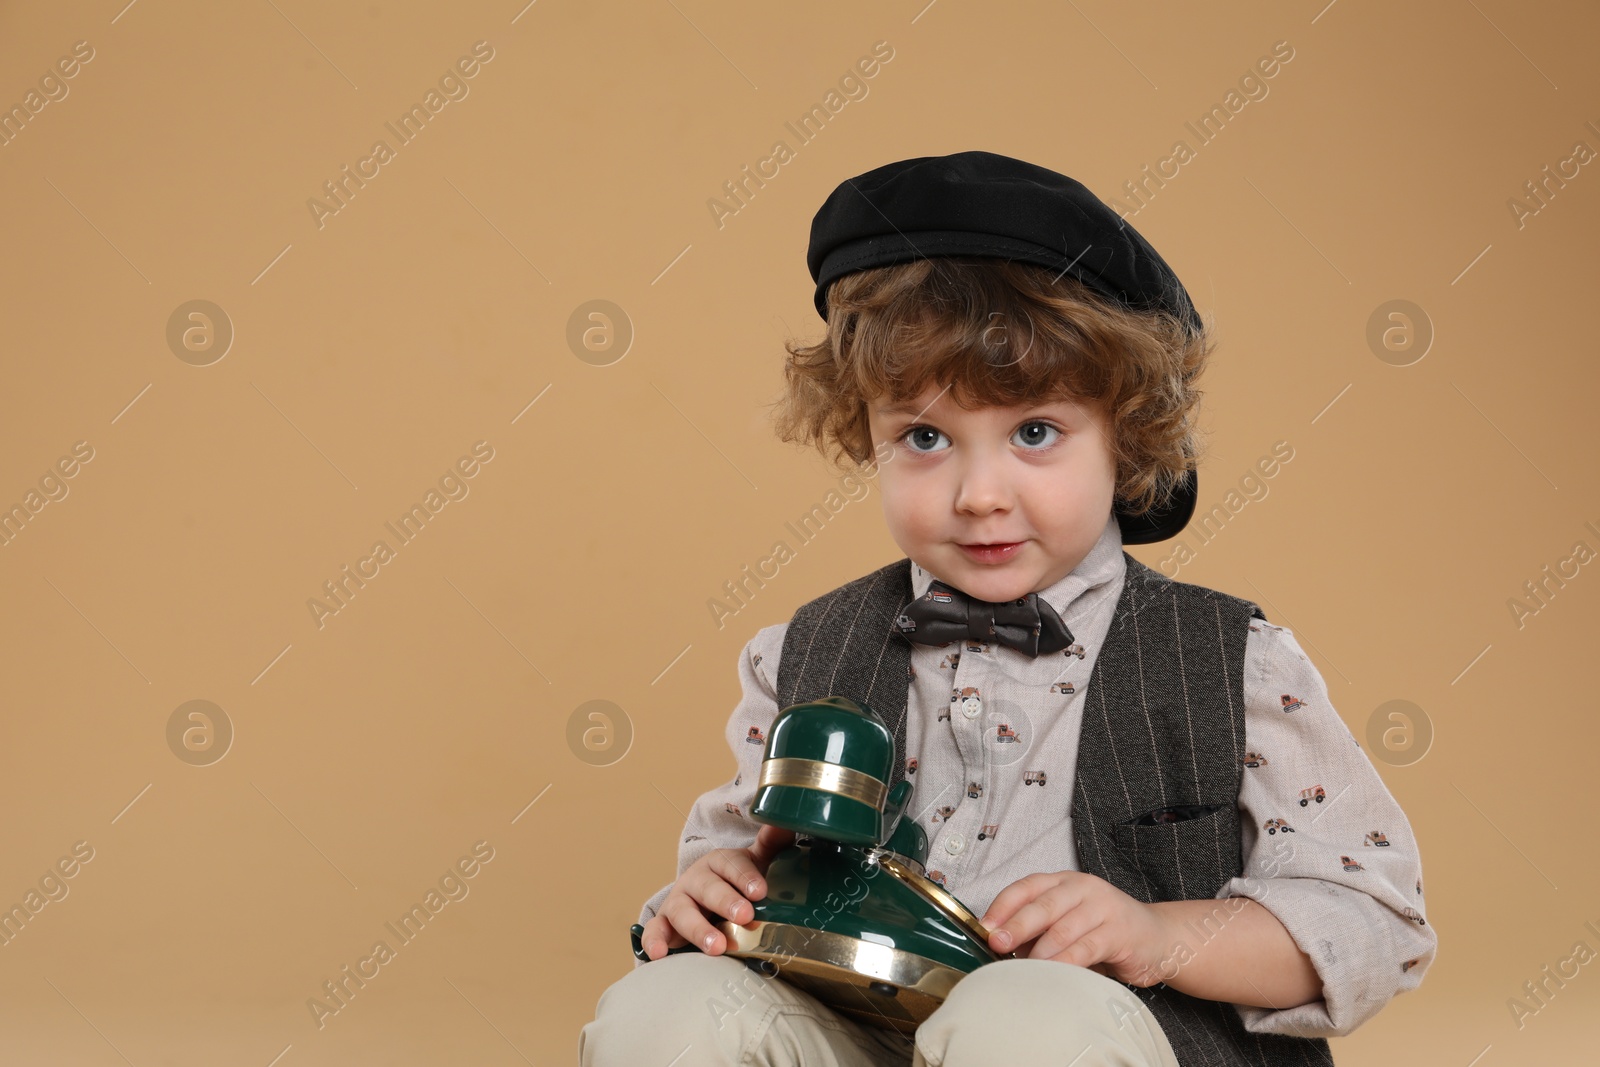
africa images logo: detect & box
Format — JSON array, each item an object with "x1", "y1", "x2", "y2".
[
  {"x1": 306, "y1": 41, "x2": 496, "y2": 230},
  {"x1": 306, "y1": 841, "x2": 495, "y2": 1029}
]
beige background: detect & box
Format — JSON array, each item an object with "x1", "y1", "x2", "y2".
[{"x1": 0, "y1": 0, "x2": 1595, "y2": 1063}]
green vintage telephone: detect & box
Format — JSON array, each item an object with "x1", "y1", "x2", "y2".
[{"x1": 628, "y1": 696, "x2": 1014, "y2": 1034}]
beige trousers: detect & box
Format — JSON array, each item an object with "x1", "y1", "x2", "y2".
[{"x1": 580, "y1": 951, "x2": 1182, "y2": 1066}]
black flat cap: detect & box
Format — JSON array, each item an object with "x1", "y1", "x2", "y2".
[{"x1": 805, "y1": 150, "x2": 1201, "y2": 545}]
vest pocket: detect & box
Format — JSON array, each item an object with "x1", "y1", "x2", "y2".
[
  {"x1": 1122, "y1": 801, "x2": 1227, "y2": 826},
  {"x1": 1107, "y1": 803, "x2": 1240, "y2": 901}
]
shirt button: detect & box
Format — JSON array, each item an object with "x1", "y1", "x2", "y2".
[
  {"x1": 945, "y1": 834, "x2": 965, "y2": 855},
  {"x1": 961, "y1": 696, "x2": 982, "y2": 718}
]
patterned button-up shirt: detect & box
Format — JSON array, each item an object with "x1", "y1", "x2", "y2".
[{"x1": 639, "y1": 513, "x2": 1438, "y2": 1037}]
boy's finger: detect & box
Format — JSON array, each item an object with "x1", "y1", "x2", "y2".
[
  {"x1": 748, "y1": 825, "x2": 796, "y2": 868},
  {"x1": 989, "y1": 894, "x2": 1059, "y2": 952},
  {"x1": 1031, "y1": 912, "x2": 1106, "y2": 965},
  {"x1": 640, "y1": 916, "x2": 683, "y2": 959},
  {"x1": 705, "y1": 853, "x2": 762, "y2": 919},
  {"x1": 980, "y1": 875, "x2": 1043, "y2": 928},
  {"x1": 662, "y1": 896, "x2": 726, "y2": 955}
]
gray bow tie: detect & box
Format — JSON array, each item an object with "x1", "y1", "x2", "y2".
[{"x1": 895, "y1": 579, "x2": 1075, "y2": 658}]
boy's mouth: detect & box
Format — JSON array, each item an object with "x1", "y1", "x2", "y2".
[{"x1": 957, "y1": 541, "x2": 1023, "y2": 564}]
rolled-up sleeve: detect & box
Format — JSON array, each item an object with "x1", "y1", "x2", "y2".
[
  {"x1": 1217, "y1": 621, "x2": 1438, "y2": 1035},
  {"x1": 634, "y1": 622, "x2": 788, "y2": 968}
]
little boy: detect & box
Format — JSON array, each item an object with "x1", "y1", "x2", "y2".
[{"x1": 581, "y1": 151, "x2": 1436, "y2": 1067}]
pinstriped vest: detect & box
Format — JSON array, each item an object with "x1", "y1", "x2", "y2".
[{"x1": 775, "y1": 551, "x2": 1334, "y2": 1067}]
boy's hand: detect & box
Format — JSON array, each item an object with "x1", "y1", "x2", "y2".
[
  {"x1": 637, "y1": 823, "x2": 796, "y2": 962},
  {"x1": 980, "y1": 871, "x2": 1174, "y2": 987}
]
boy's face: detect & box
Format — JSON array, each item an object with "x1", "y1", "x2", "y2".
[{"x1": 868, "y1": 383, "x2": 1117, "y2": 604}]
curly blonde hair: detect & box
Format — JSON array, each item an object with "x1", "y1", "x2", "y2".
[{"x1": 767, "y1": 256, "x2": 1216, "y2": 518}]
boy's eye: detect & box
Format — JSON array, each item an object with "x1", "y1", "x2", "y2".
[
  {"x1": 899, "y1": 426, "x2": 949, "y2": 453},
  {"x1": 1014, "y1": 421, "x2": 1061, "y2": 449},
  {"x1": 897, "y1": 421, "x2": 1063, "y2": 453}
]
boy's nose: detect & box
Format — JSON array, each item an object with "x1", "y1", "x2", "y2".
[{"x1": 953, "y1": 454, "x2": 1014, "y2": 515}]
